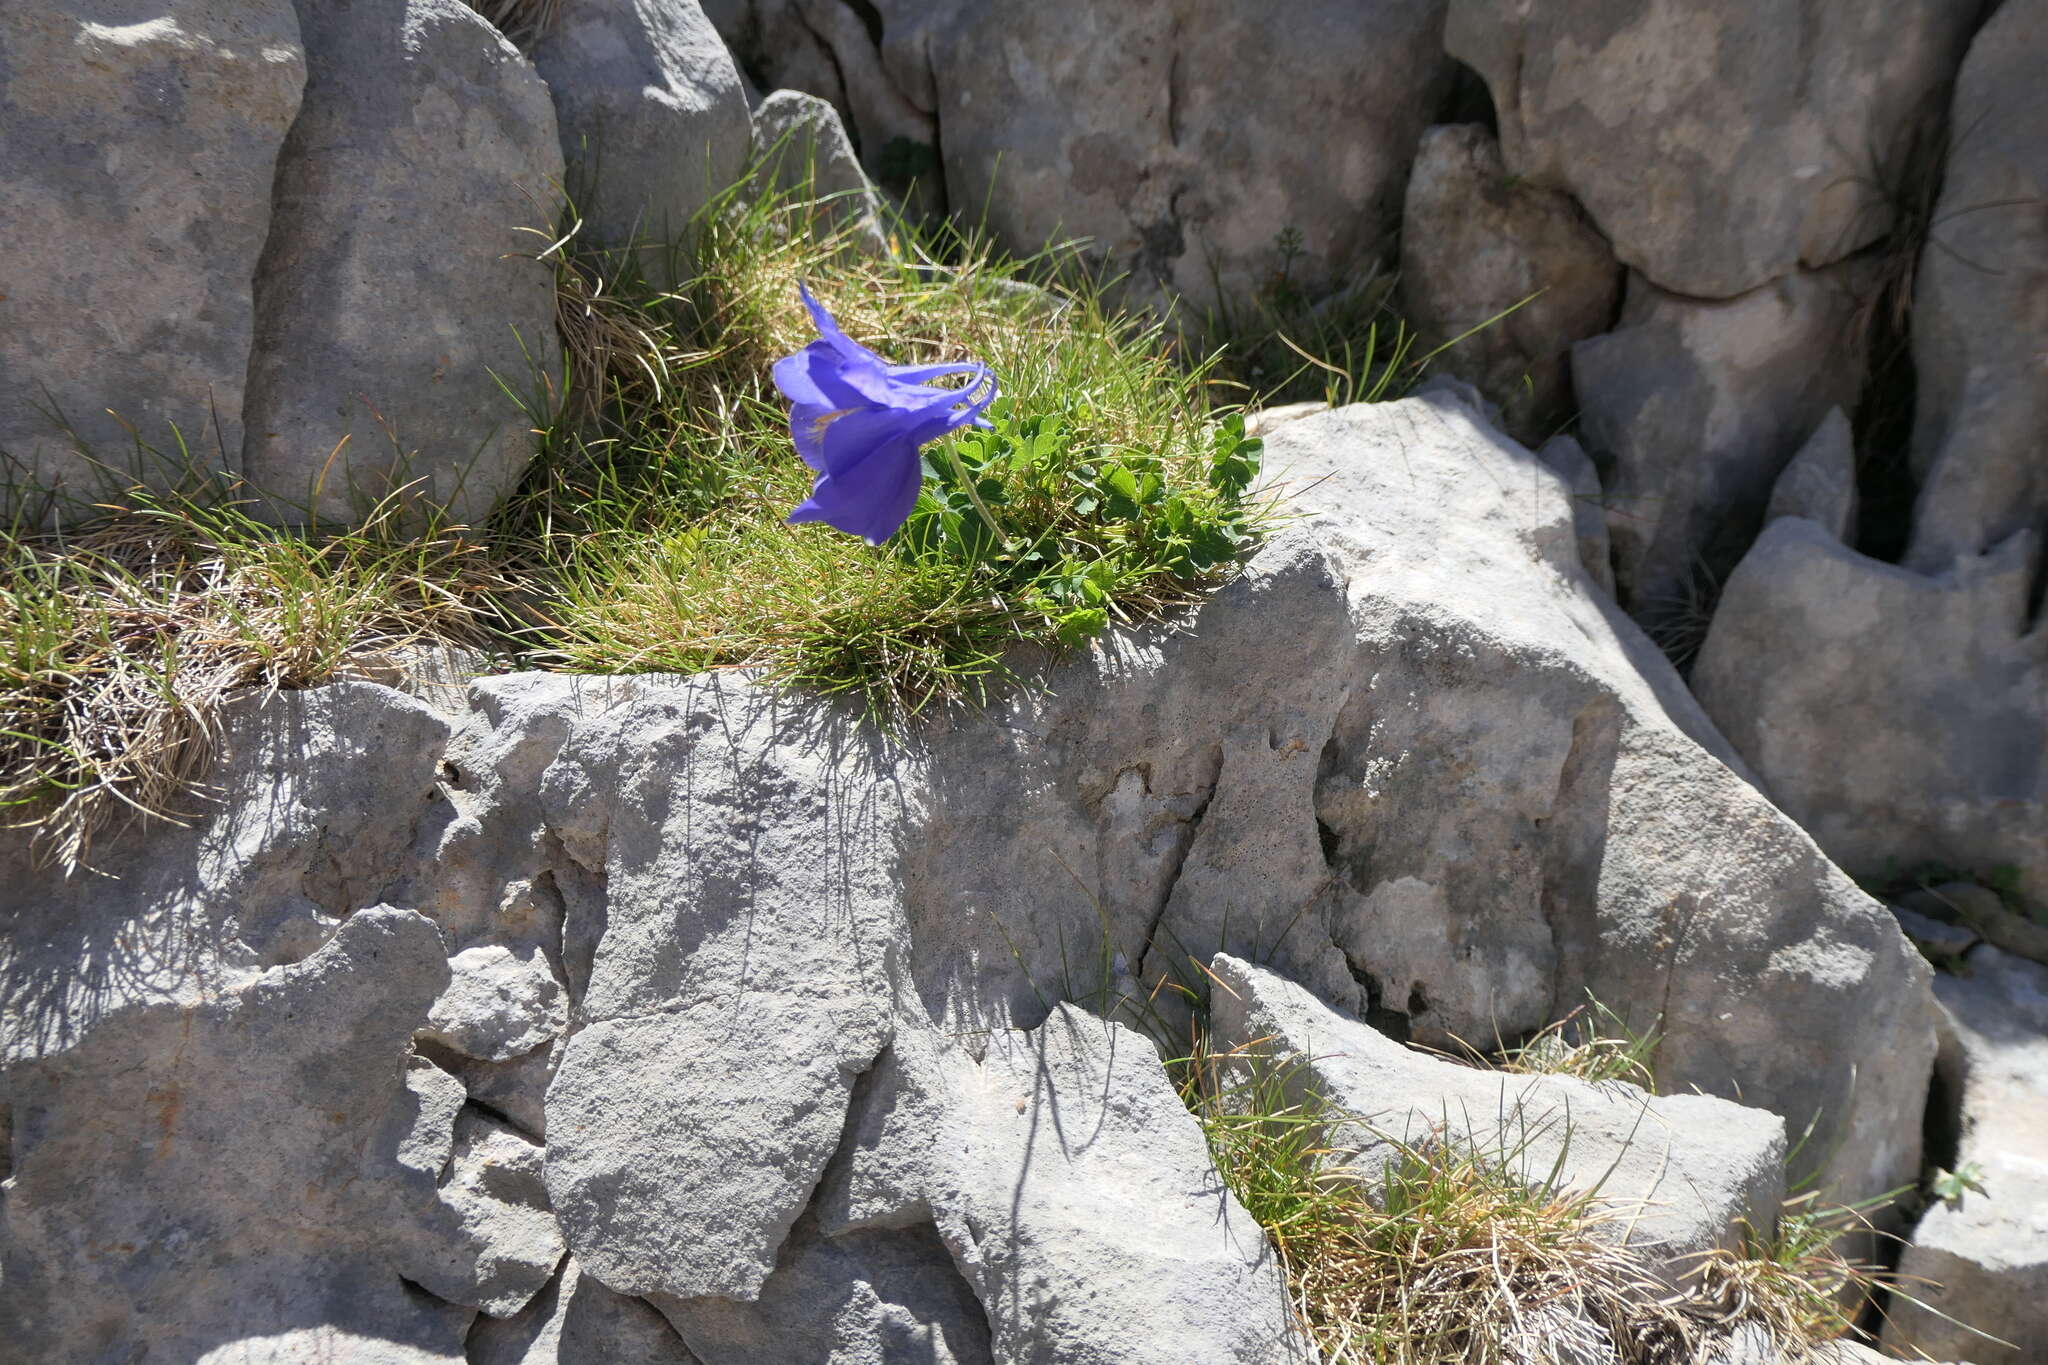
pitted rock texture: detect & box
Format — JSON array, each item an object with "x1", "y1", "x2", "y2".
[
  {"x1": 1446, "y1": 0, "x2": 1981, "y2": 299},
  {"x1": 1210, "y1": 955, "x2": 1788, "y2": 1270},
  {"x1": 0, "y1": 1, "x2": 305, "y2": 519},
  {"x1": 926, "y1": 0, "x2": 1447, "y2": 310},
  {"x1": 242, "y1": 0, "x2": 563, "y2": 527}
]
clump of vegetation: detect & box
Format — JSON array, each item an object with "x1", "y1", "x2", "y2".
[{"x1": 511, "y1": 184, "x2": 1270, "y2": 713}]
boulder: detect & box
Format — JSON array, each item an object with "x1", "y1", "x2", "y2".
[
  {"x1": 1208, "y1": 955, "x2": 1788, "y2": 1269},
  {"x1": 655, "y1": 1215, "x2": 993, "y2": 1364},
  {"x1": 536, "y1": 680, "x2": 898, "y2": 1301},
  {"x1": 0, "y1": 2, "x2": 304, "y2": 517},
  {"x1": 1692, "y1": 518, "x2": 2048, "y2": 903},
  {"x1": 1538, "y1": 433, "x2": 1618, "y2": 596},
  {"x1": 928, "y1": 0, "x2": 1446, "y2": 310},
  {"x1": 1886, "y1": 946, "x2": 2048, "y2": 1363},
  {"x1": 1573, "y1": 263, "x2": 1873, "y2": 620},
  {"x1": 0, "y1": 909, "x2": 479, "y2": 1362},
  {"x1": 242, "y1": 0, "x2": 563, "y2": 528},
  {"x1": 752, "y1": 88, "x2": 889, "y2": 253},
  {"x1": 1446, "y1": 0, "x2": 1982, "y2": 298},
  {"x1": 705, "y1": 0, "x2": 944, "y2": 206},
  {"x1": 1904, "y1": 0, "x2": 2048, "y2": 573},
  {"x1": 530, "y1": 0, "x2": 752, "y2": 276},
  {"x1": 1399, "y1": 123, "x2": 1623, "y2": 446},
  {"x1": 471, "y1": 1257, "x2": 704, "y2": 1365},
  {"x1": 420, "y1": 942, "x2": 568, "y2": 1063},
  {"x1": 1764, "y1": 407, "x2": 1858, "y2": 544},
  {"x1": 808, "y1": 1007, "x2": 1305, "y2": 1365}
]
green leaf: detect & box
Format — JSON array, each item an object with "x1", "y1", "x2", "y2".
[{"x1": 1056, "y1": 607, "x2": 1109, "y2": 646}]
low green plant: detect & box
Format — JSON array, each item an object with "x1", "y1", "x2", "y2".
[{"x1": 1488, "y1": 994, "x2": 1662, "y2": 1091}]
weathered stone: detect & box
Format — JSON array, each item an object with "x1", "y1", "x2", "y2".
[
  {"x1": 421, "y1": 942, "x2": 568, "y2": 1062},
  {"x1": 1765, "y1": 407, "x2": 1858, "y2": 544},
  {"x1": 929, "y1": 0, "x2": 1446, "y2": 311},
  {"x1": 1887, "y1": 946, "x2": 2048, "y2": 1363},
  {"x1": 706, "y1": 0, "x2": 943, "y2": 207},
  {"x1": 1693, "y1": 519, "x2": 2048, "y2": 904},
  {"x1": 753, "y1": 88, "x2": 888, "y2": 253},
  {"x1": 471, "y1": 1257, "x2": 703, "y2": 1365},
  {"x1": 424, "y1": 1033, "x2": 563, "y2": 1140},
  {"x1": 0, "y1": 909, "x2": 473, "y2": 1362},
  {"x1": 655, "y1": 1214, "x2": 993, "y2": 1365},
  {"x1": 1906, "y1": 0, "x2": 2048, "y2": 574},
  {"x1": 1, "y1": 682, "x2": 452, "y2": 1067},
  {"x1": 813, "y1": 1007, "x2": 1304, "y2": 1364},
  {"x1": 388, "y1": 1096, "x2": 567, "y2": 1318},
  {"x1": 1574, "y1": 264, "x2": 1873, "y2": 617},
  {"x1": 1400, "y1": 123, "x2": 1622, "y2": 445},
  {"x1": 1891, "y1": 901, "x2": 1981, "y2": 967},
  {"x1": 1539, "y1": 433, "x2": 1618, "y2": 596},
  {"x1": 538, "y1": 680, "x2": 898, "y2": 1301},
  {"x1": 1209, "y1": 956, "x2": 1788, "y2": 1268},
  {"x1": 1447, "y1": 0, "x2": 1981, "y2": 298},
  {"x1": 531, "y1": 0, "x2": 751, "y2": 275},
  {"x1": 242, "y1": 0, "x2": 563, "y2": 527},
  {"x1": 1266, "y1": 395, "x2": 1934, "y2": 1214},
  {"x1": 0, "y1": 2, "x2": 304, "y2": 517}
]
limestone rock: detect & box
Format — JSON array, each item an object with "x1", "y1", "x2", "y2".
[
  {"x1": 1887, "y1": 946, "x2": 2048, "y2": 1363},
  {"x1": 812, "y1": 1007, "x2": 1304, "y2": 1364},
  {"x1": 753, "y1": 88, "x2": 889, "y2": 253},
  {"x1": 1905, "y1": 0, "x2": 2048, "y2": 574},
  {"x1": 1574, "y1": 264, "x2": 1873, "y2": 619},
  {"x1": 538, "y1": 680, "x2": 898, "y2": 1300},
  {"x1": 421, "y1": 942, "x2": 568, "y2": 1063},
  {"x1": 1400, "y1": 123, "x2": 1622, "y2": 445},
  {"x1": 1209, "y1": 955, "x2": 1788, "y2": 1268},
  {"x1": 242, "y1": 0, "x2": 563, "y2": 527},
  {"x1": 1693, "y1": 519, "x2": 2048, "y2": 903},
  {"x1": 0, "y1": 909, "x2": 472, "y2": 1361},
  {"x1": 1266, "y1": 395, "x2": 1934, "y2": 1214},
  {"x1": 656, "y1": 1215, "x2": 993, "y2": 1365},
  {"x1": 531, "y1": 0, "x2": 752, "y2": 275},
  {"x1": 471, "y1": 1257, "x2": 704, "y2": 1365},
  {"x1": 1765, "y1": 407, "x2": 1858, "y2": 544},
  {"x1": 0, "y1": 2, "x2": 305, "y2": 518},
  {"x1": 929, "y1": 0, "x2": 1446, "y2": 311},
  {"x1": 1446, "y1": 0, "x2": 1981, "y2": 298},
  {"x1": 1539, "y1": 433, "x2": 1618, "y2": 596},
  {"x1": 0, "y1": 681, "x2": 453, "y2": 1067}
]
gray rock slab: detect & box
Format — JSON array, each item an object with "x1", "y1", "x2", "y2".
[
  {"x1": 1574, "y1": 263, "x2": 1873, "y2": 619},
  {"x1": 1765, "y1": 407, "x2": 1858, "y2": 545},
  {"x1": 0, "y1": 909, "x2": 471, "y2": 1361},
  {"x1": 753, "y1": 88, "x2": 889, "y2": 254},
  {"x1": 656, "y1": 1215, "x2": 993, "y2": 1365},
  {"x1": 1539, "y1": 433, "x2": 1618, "y2": 596},
  {"x1": 472, "y1": 1256, "x2": 703, "y2": 1365},
  {"x1": 1887, "y1": 946, "x2": 2048, "y2": 1363},
  {"x1": 1267, "y1": 394, "x2": 1934, "y2": 1216},
  {"x1": 1209, "y1": 955, "x2": 1787, "y2": 1269},
  {"x1": 1400, "y1": 123, "x2": 1622, "y2": 446},
  {"x1": 0, "y1": 1, "x2": 304, "y2": 518},
  {"x1": 929, "y1": 0, "x2": 1446, "y2": 311},
  {"x1": 421, "y1": 942, "x2": 568, "y2": 1062},
  {"x1": 1693, "y1": 518, "x2": 2048, "y2": 905},
  {"x1": 1906, "y1": 0, "x2": 2048, "y2": 574},
  {"x1": 1447, "y1": 0, "x2": 1980, "y2": 298},
  {"x1": 0, "y1": 681, "x2": 452, "y2": 1067},
  {"x1": 242, "y1": 0, "x2": 563, "y2": 527},
  {"x1": 531, "y1": 0, "x2": 751, "y2": 280},
  {"x1": 538, "y1": 679, "x2": 897, "y2": 1300}
]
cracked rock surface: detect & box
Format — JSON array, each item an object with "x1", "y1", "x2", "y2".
[{"x1": 0, "y1": 395, "x2": 1941, "y2": 1361}]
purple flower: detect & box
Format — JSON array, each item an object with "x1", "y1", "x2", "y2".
[{"x1": 772, "y1": 283, "x2": 997, "y2": 544}]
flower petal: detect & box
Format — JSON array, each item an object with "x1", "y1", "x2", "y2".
[{"x1": 786, "y1": 435, "x2": 925, "y2": 543}]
